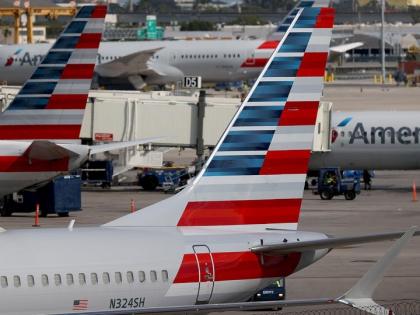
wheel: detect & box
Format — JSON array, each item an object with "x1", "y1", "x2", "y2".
[
  {"x1": 344, "y1": 190, "x2": 356, "y2": 200},
  {"x1": 320, "y1": 190, "x2": 334, "y2": 200},
  {"x1": 141, "y1": 175, "x2": 159, "y2": 191},
  {"x1": 0, "y1": 197, "x2": 12, "y2": 217},
  {"x1": 58, "y1": 212, "x2": 69, "y2": 217}
]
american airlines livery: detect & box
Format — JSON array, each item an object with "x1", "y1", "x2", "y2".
[
  {"x1": 0, "y1": 5, "x2": 155, "y2": 200},
  {"x1": 0, "y1": 2, "x2": 417, "y2": 315}
]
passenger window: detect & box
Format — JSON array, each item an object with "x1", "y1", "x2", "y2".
[
  {"x1": 54, "y1": 274, "x2": 61, "y2": 286},
  {"x1": 13, "y1": 276, "x2": 21, "y2": 288},
  {"x1": 102, "y1": 272, "x2": 110, "y2": 284},
  {"x1": 150, "y1": 270, "x2": 157, "y2": 282},
  {"x1": 66, "y1": 273, "x2": 74, "y2": 286},
  {"x1": 27, "y1": 275, "x2": 35, "y2": 287},
  {"x1": 127, "y1": 271, "x2": 134, "y2": 283},
  {"x1": 1, "y1": 276, "x2": 8, "y2": 288},
  {"x1": 138, "y1": 271, "x2": 145, "y2": 283},
  {"x1": 162, "y1": 270, "x2": 169, "y2": 282},
  {"x1": 115, "y1": 272, "x2": 122, "y2": 284},
  {"x1": 41, "y1": 274, "x2": 49, "y2": 287},
  {"x1": 79, "y1": 273, "x2": 86, "y2": 285},
  {"x1": 91, "y1": 273, "x2": 98, "y2": 285}
]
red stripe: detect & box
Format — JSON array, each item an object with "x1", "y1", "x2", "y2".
[
  {"x1": 257, "y1": 41, "x2": 279, "y2": 49},
  {"x1": 259, "y1": 150, "x2": 311, "y2": 175},
  {"x1": 240, "y1": 58, "x2": 268, "y2": 68},
  {"x1": 91, "y1": 5, "x2": 107, "y2": 18},
  {"x1": 61, "y1": 64, "x2": 95, "y2": 79},
  {"x1": 0, "y1": 125, "x2": 81, "y2": 140},
  {"x1": 315, "y1": 8, "x2": 335, "y2": 28},
  {"x1": 296, "y1": 52, "x2": 328, "y2": 77},
  {"x1": 177, "y1": 199, "x2": 301, "y2": 226},
  {"x1": 46, "y1": 94, "x2": 88, "y2": 109},
  {"x1": 174, "y1": 251, "x2": 301, "y2": 283},
  {"x1": 76, "y1": 33, "x2": 102, "y2": 49},
  {"x1": 0, "y1": 156, "x2": 69, "y2": 172},
  {"x1": 279, "y1": 101, "x2": 319, "y2": 126}
]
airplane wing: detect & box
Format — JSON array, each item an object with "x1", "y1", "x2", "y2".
[
  {"x1": 330, "y1": 42, "x2": 364, "y2": 53},
  {"x1": 52, "y1": 228, "x2": 416, "y2": 315},
  {"x1": 95, "y1": 48, "x2": 162, "y2": 78},
  {"x1": 251, "y1": 229, "x2": 420, "y2": 254},
  {"x1": 88, "y1": 137, "x2": 161, "y2": 155}
]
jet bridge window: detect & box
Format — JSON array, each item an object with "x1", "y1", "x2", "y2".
[
  {"x1": 150, "y1": 270, "x2": 157, "y2": 282},
  {"x1": 79, "y1": 273, "x2": 86, "y2": 285},
  {"x1": 54, "y1": 274, "x2": 62, "y2": 286},
  {"x1": 115, "y1": 272, "x2": 122, "y2": 284},
  {"x1": 91, "y1": 273, "x2": 98, "y2": 285},
  {"x1": 1, "y1": 276, "x2": 8, "y2": 288},
  {"x1": 162, "y1": 270, "x2": 169, "y2": 282},
  {"x1": 127, "y1": 271, "x2": 134, "y2": 283},
  {"x1": 66, "y1": 273, "x2": 74, "y2": 286},
  {"x1": 103, "y1": 272, "x2": 110, "y2": 284},
  {"x1": 13, "y1": 275, "x2": 21, "y2": 288},
  {"x1": 27, "y1": 275, "x2": 35, "y2": 287},
  {"x1": 138, "y1": 271, "x2": 146, "y2": 283},
  {"x1": 41, "y1": 274, "x2": 49, "y2": 287}
]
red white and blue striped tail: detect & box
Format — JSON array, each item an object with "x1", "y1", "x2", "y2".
[
  {"x1": 104, "y1": 3, "x2": 335, "y2": 230},
  {"x1": 0, "y1": 5, "x2": 106, "y2": 142}
]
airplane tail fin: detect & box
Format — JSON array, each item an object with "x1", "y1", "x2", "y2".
[
  {"x1": 104, "y1": 4, "x2": 334, "y2": 230},
  {"x1": 0, "y1": 5, "x2": 106, "y2": 142}
]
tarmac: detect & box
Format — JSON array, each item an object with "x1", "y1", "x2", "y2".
[{"x1": 0, "y1": 84, "x2": 419, "y2": 311}]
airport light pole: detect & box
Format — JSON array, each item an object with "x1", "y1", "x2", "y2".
[{"x1": 381, "y1": 0, "x2": 386, "y2": 84}]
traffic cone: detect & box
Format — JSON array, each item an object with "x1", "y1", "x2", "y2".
[
  {"x1": 412, "y1": 181, "x2": 417, "y2": 202},
  {"x1": 130, "y1": 199, "x2": 136, "y2": 213},
  {"x1": 33, "y1": 203, "x2": 40, "y2": 227}
]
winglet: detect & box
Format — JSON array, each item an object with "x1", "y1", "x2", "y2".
[{"x1": 337, "y1": 227, "x2": 416, "y2": 314}]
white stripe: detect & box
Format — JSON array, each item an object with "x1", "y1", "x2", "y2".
[
  {"x1": 180, "y1": 224, "x2": 298, "y2": 234},
  {"x1": 84, "y1": 20, "x2": 104, "y2": 33},
  {"x1": 28, "y1": 79, "x2": 59, "y2": 83},
  {"x1": 269, "y1": 126, "x2": 314, "y2": 150},
  {"x1": 198, "y1": 173, "x2": 306, "y2": 185},
  {"x1": 53, "y1": 80, "x2": 92, "y2": 94},
  {"x1": 260, "y1": 77, "x2": 295, "y2": 82},
  {"x1": 68, "y1": 49, "x2": 98, "y2": 64},
  {"x1": 230, "y1": 126, "x2": 277, "y2": 131},
  {"x1": 275, "y1": 52, "x2": 304, "y2": 57},
  {"x1": 0, "y1": 110, "x2": 85, "y2": 125},
  {"x1": 245, "y1": 101, "x2": 285, "y2": 107},
  {"x1": 215, "y1": 151, "x2": 266, "y2": 156},
  {"x1": 291, "y1": 28, "x2": 313, "y2": 32}
]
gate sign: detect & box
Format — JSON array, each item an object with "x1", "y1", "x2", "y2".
[{"x1": 183, "y1": 76, "x2": 202, "y2": 89}]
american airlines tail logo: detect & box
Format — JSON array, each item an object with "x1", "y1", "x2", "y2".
[{"x1": 4, "y1": 49, "x2": 22, "y2": 67}]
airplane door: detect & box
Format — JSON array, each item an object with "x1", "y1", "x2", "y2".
[{"x1": 193, "y1": 245, "x2": 215, "y2": 304}]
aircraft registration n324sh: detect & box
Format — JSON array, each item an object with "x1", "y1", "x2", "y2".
[{"x1": 0, "y1": 2, "x2": 417, "y2": 315}]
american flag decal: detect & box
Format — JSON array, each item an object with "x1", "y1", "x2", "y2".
[{"x1": 73, "y1": 299, "x2": 88, "y2": 311}]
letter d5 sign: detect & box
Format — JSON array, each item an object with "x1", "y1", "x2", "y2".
[{"x1": 183, "y1": 76, "x2": 202, "y2": 89}]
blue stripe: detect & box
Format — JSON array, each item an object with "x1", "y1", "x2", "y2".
[
  {"x1": 76, "y1": 6, "x2": 95, "y2": 18},
  {"x1": 31, "y1": 67, "x2": 64, "y2": 80},
  {"x1": 8, "y1": 97, "x2": 50, "y2": 110},
  {"x1": 53, "y1": 36, "x2": 80, "y2": 49},
  {"x1": 294, "y1": 8, "x2": 321, "y2": 28},
  {"x1": 265, "y1": 57, "x2": 301, "y2": 77},
  {"x1": 338, "y1": 117, "x2": 352, "y2": 127},
  {"x1": 249, "y1": 81, "x2": 293, "y2": 103},
  {"x1": 220, "y1": 130, "x2": 275, "y2": 151},
  {"x1": 42, "y1": 51, "x2": 72, "y2": 65},
  {"x1": 279, "y1": 33, "x2": 311, "y2": 52},
  {"x1": 64, "y1": 21, "x2": 87, "y2": 34},
  {"x1": 299, "y1": 0, "x2": 315, "y2": 7},
  {"x1": 19, "y1": 82, "x2": 56, "y2": 95},
  {"x1": 205, "y1": 155, "x2": 265, "y2": 176}
]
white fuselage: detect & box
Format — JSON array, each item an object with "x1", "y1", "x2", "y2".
[
  {"x1": 0, "y1": 227, "x2": 327, "y2": 315},
  {"x1": 310, "y1": 111, "x2": 420, "y2": 170},
  {"x1": 0, "y1": 141, "x2": 89, "y2": 198},
  {"x1": 0, "y1": 41, "x2": 268, "y2": 86}
]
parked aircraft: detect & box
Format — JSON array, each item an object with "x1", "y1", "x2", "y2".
[
  {"x1": 310, "y1": 111, "x2": 420, "y2": 169},
  {"x1": 0, "y1": 21, "x2": 362, "y2": 89},
  {"x1": 0, "y1": 2, "x2": 417, "y2": 315},
  {"x1": 0, "y1": 5, "x2": 154, "y2": 202}
]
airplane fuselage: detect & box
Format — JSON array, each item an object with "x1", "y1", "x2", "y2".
[
  {"x1": 0, "y1": 40, "x2": 270, "y2": 86},
  {"x1": 310, "y1": 111, "x2": 420, "y2": 170},
  {"x1": 0, "y1": 227, "x2": 328, "y2": 315}
]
